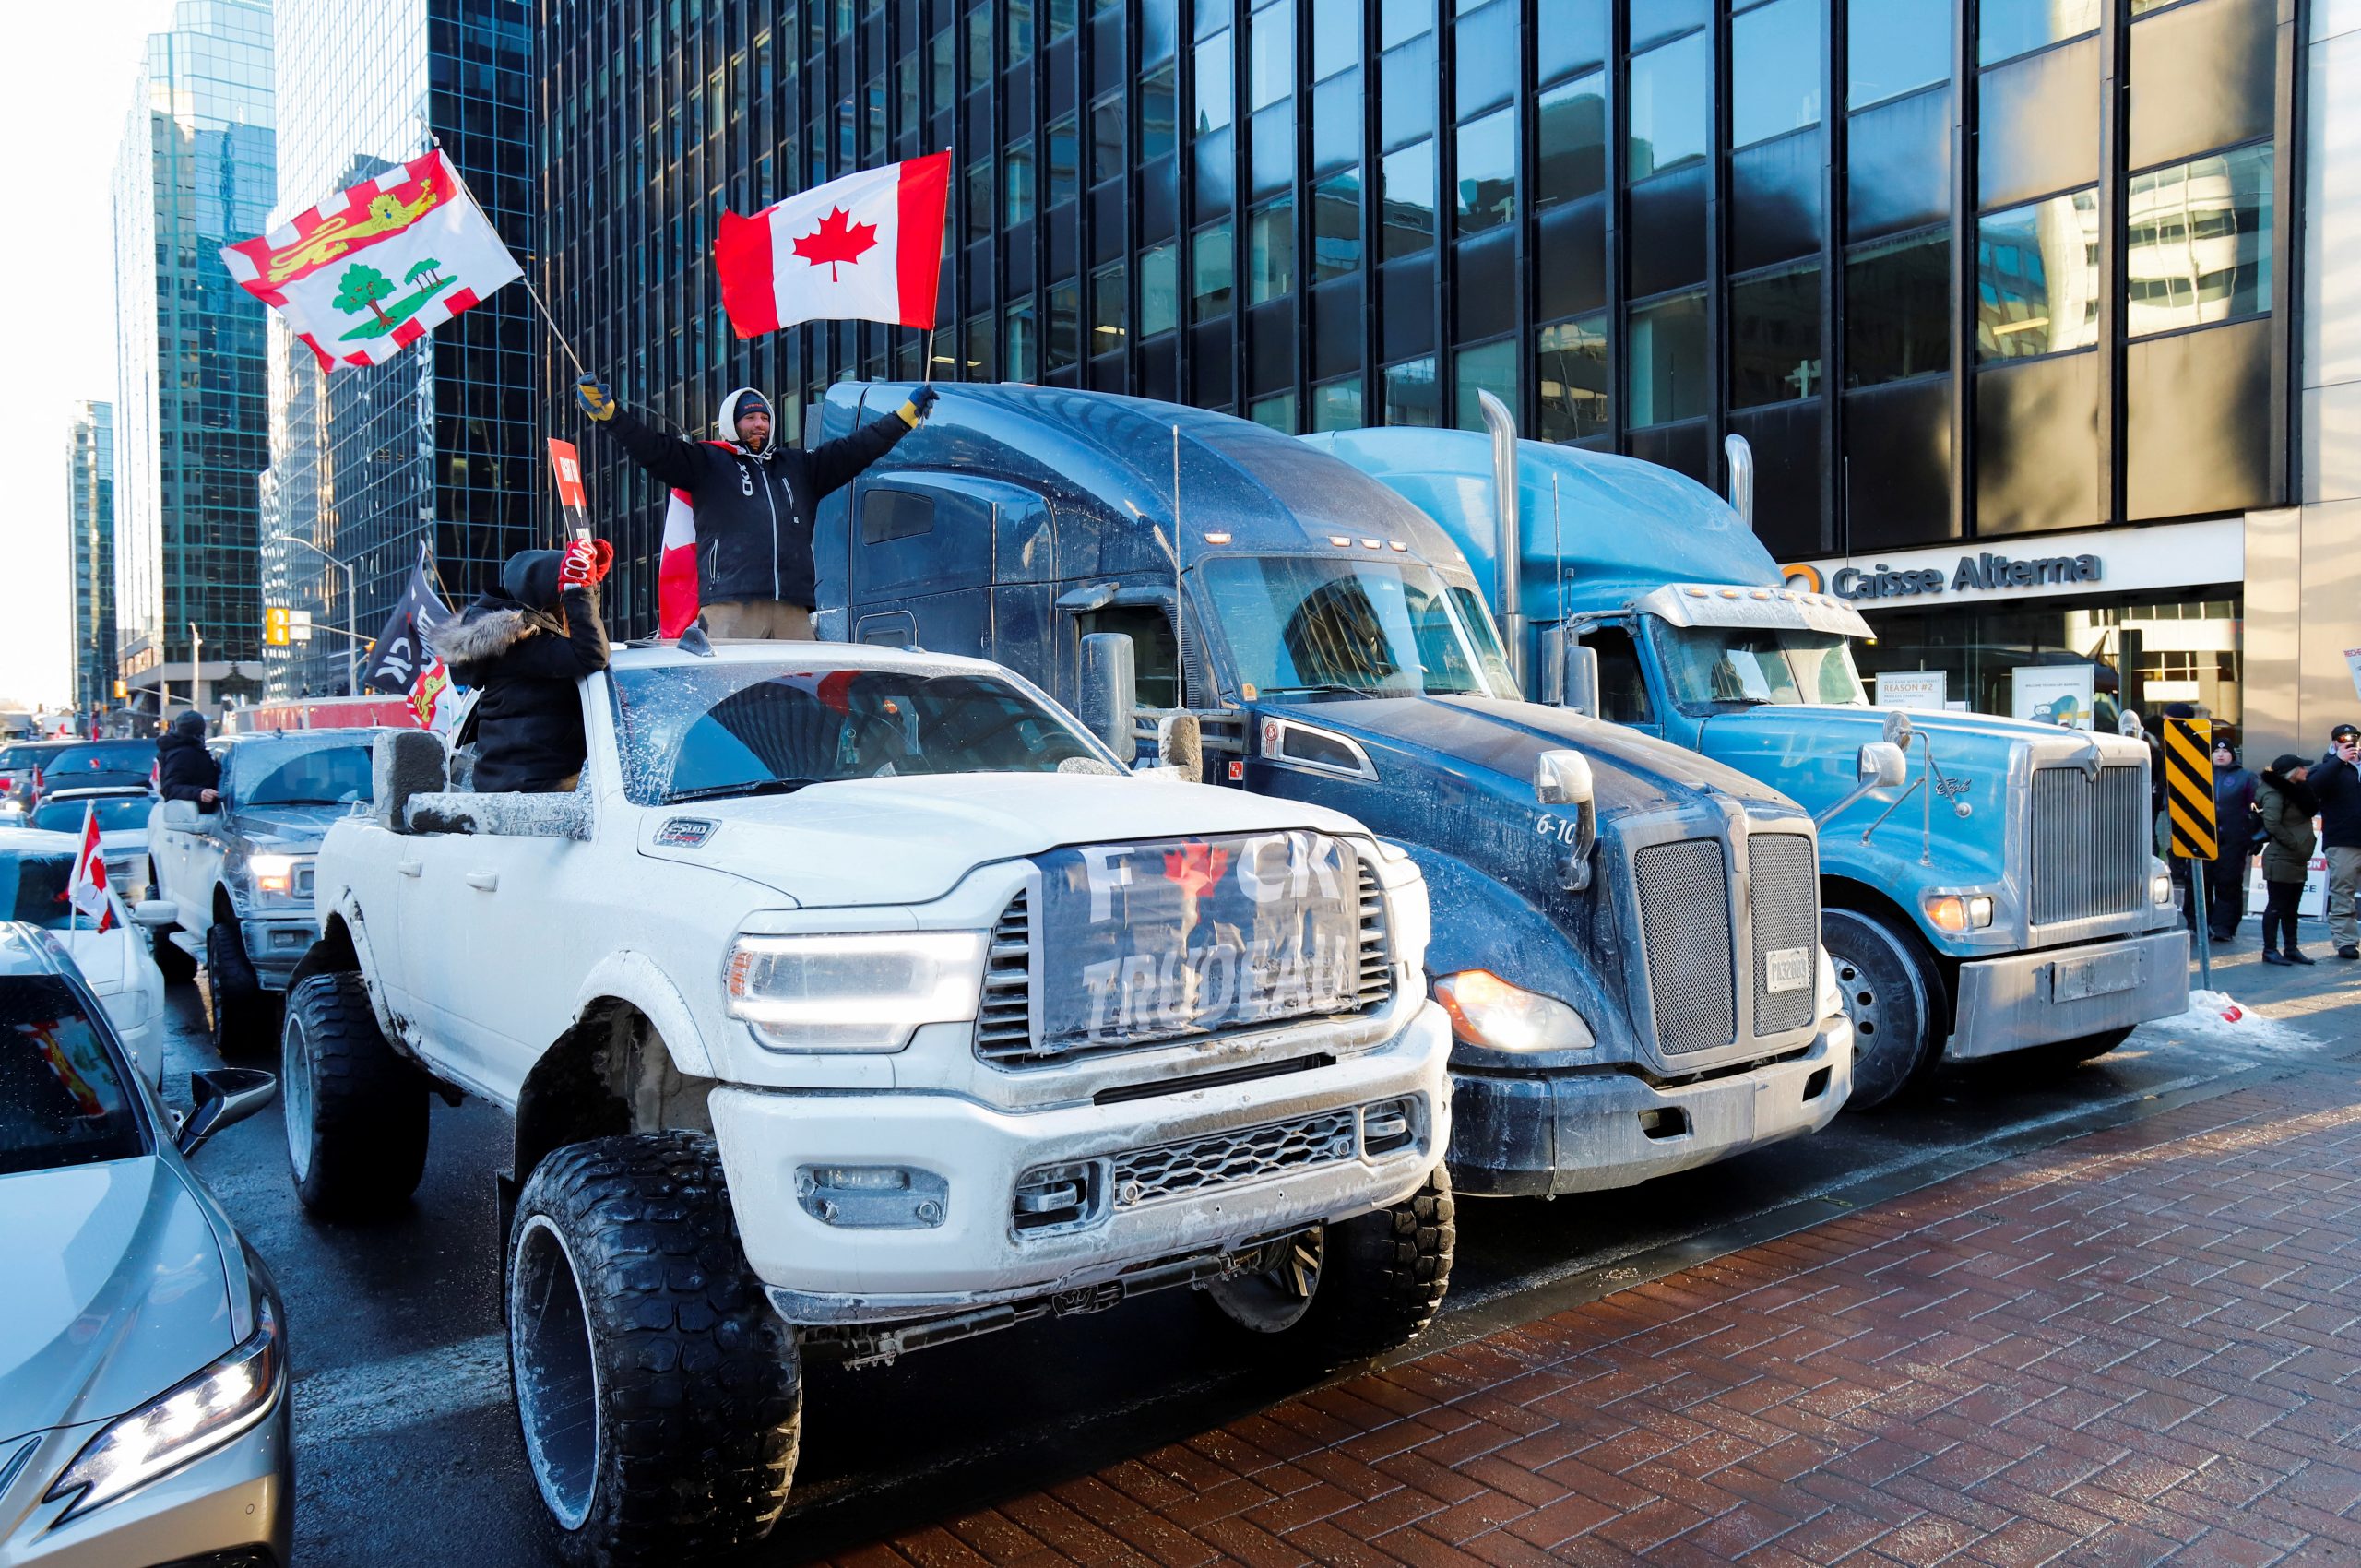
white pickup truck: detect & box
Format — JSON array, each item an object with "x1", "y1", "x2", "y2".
[{"x1": 286, "y1": 640, "x2": 1453, "y2": 1565}]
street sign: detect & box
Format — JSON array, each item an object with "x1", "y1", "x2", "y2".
[
  {"x1": 289, "y1": 609, "x2": 314, "y2": 643},
  {"x1": 2164, "y1": 716, "x2": 2215, "y2": 860},
  {"x1": 263, "y1": 606, "x2": 291, "y2": 647}
]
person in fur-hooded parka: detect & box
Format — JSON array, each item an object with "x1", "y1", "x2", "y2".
[{"x1": 429, "y1": 544, "x2": 611, "y2": 793}]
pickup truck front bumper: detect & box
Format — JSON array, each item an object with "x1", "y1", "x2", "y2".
[
  {"x1": 1942, "y1": 928, "x2": 2189, "y2": 1062},
  {"x1": 1445, "y1": 1016, "x2": 1854, "y2": 1198},
  {"x1": 238, "y1": 915, "x2": 322, "y2": 991},
  {"x1": 709, "y1": 1002, "x2": 1452, "y2": 1323}
]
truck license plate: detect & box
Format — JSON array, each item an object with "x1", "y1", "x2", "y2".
[
  {"x1": 2054, "y1": 950, "x2": 2138, "y2": 1002},
  {"x1": 1764, "y1": 946, "x2": 1811, "y2": 994}
]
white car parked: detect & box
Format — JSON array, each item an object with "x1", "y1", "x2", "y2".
[
  {"x1": 291, "y1": 640, "x2": 1455, "y2": 1565},
  {"x1": 28, "y1": 787, "x2": 156, "y2": 902},
  {"x1": 0, "y1": 829, "x2": 166, "y2": 1085}
]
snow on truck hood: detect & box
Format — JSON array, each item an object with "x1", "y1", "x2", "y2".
[{"x1": 637, "y1": 771, "x2": 1374, "y2": 906}]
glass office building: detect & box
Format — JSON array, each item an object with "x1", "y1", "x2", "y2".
[
  {"x1": 261, "y1": 0, "x2": 539, "y2": 699},
  {"x1": 68, "y1": 403, "x2": 118, "y2": 719},
  {"x1": 538, "y1": 0, "x2": 2321, "y2": 737},
  {"x1": 112, "y1": 0, "x2": 277, "y2": 719}
]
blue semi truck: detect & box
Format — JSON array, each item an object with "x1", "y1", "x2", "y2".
[
  {"x1": 1309, "y1": 420, "x2": 2188, "y2": 1107},
  {"x1": 808, "y1": 382, "x2": 1854, "y2": 1197}
]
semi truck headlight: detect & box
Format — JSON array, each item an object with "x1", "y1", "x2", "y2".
[
  {"x1": 1923, "y1": 892, "x2": 1994, "y2": 932},
  {"x1": 44, "y1": 1298, "x2": 282, "y2": 1523},
  {"x1": 725, "y1": 931, "x2": 988, "y2": 1051},
  {"x1": 2151, "y1": 860, "x2": 2174, "y2": 905},
  {"x1": 1432, "y1": 970, "x2": 1593, "y2": 1052},
  {"x1": 1818, "y1": 948, "x2": 1843, "y2": 1022},
  {"x1": 249, "y1": 854, "x2": 302, "y2": 896}
]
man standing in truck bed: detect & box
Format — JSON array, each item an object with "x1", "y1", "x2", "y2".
[{"x1": 575, "y1": 377, "x2": 936, "y2": 638}]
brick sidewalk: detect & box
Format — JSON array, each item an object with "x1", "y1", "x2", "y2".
[{"x1": 820, "y1": 1066, "x2": 2361, "y2": 1568}]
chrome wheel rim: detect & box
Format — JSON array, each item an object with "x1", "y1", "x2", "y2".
[
  {"x1": 280, "y1": 1016, "x2": 314, "y2": 1183},
  {"x1": 511, "y1": 1216, "x2": 602, "y2": 1532}
]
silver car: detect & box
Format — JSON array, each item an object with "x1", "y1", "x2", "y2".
[{"x1": 0, "y1": 922, "x2": 289, "y2": 1566}]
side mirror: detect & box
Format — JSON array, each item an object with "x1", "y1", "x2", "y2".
[
  {"x1": 1077, "y1": 633, "x2": 1139, "y2": 766},
  {"x1": 175, "y1": 1067, "x2": 277, "y2": 1158},
  {"x1": 160, "y1": 799, "x2": 203, "y2": 831},
  {"x1": 1880, "y1": 709, "x2": 1915, "y2": 748},
  {"x1": 133, "y1": 899, "x2": 176, "y2": 930},
  {"x1": 1858, "y1": 741, "x2": 1908, "y2": 790},
  {"x1": 1156, "y1": 712, "x2": 1204, "y2": 783},
  {"x1": 1534, "y1": 749, "x2": 1596, "y2": 892},
  {"x1": 1561, "y1": 644, "x2": 1601, "y2": 719}
]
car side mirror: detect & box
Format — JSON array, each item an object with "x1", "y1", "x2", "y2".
[
  {"x1": 1859, "y1": 741, "x2": 1908, "y2": 790},
  {"x1": 160, "y1": 799, "x2": 204, "y2": 831},
  {"x1": 133, "y1": 899, "x2": 176, "y2": 930},
  {"x1": 1078, "y1": 633, "x2": 1139, "y2": 766},
  {"x1": 1880, "y1": 709, "x2": 1915, "y2": 748},
  {"x1": 176, "y1": 1067, "x2": 277, "y2": 1158},
  {"x1": 1561, "y1": 644, "x2": 1600, "y2": 718},
  {"x1": 1534, "y1": 749, "x2": 1596, "y2": 892}
]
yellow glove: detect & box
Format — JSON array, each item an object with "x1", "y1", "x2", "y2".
[
  {"x1": 898, "y1": 385, "x2": 940, "y2": 427},
  {"x1": 575, "y1": 377, "x2": 617, "y2": 422}
]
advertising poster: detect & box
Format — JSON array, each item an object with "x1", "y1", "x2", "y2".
[
  {"x1": 1875, "y1": 670, "x2": 1948, "y2": 711},
  {"x1": 2347, "y1": 647, "x2": 2361, "y2": 701},
  {"x1": 2011, "y1": 664, "x2": 2096, "y2": 730},
  {"x1": 2248, "y1": 854, "x2": 2330, "y2": 921}
]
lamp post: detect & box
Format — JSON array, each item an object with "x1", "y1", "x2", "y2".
[
  {"x1": 187, "y1": 623, "x2": 204, "y2": 716},
  {"x1": 277, "y1": 535, "x2": 360, "y2": 695}
]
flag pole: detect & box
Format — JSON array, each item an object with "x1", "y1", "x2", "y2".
[
  {"x1": 925, "y1": 323, "x2": 936, "y2": 386},
  {"x1": 425, "y1": 130, "x2": 592, "y2": 386}
]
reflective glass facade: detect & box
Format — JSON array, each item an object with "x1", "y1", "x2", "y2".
[
  {"x1": 111, "y1": 0, "x2": 276, "y2": 705},
  {"x1": 539, "y1": 0, "x2": 2296, "y2": 630},
  {"x1": 263, "y1": 0, "x2": 538, "y2": 698},
  {"x1": 68, "y1": 403, "x2": 117, "y2": 718}
]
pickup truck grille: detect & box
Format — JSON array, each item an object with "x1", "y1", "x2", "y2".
[
  {"x1": 1749, "y1": 833, "x2": 1821, "y2": 1037},
  {"x1": 1112, "y1": 1107, "x2": 1359, "y2": 1208},
  {"x1": 2029, "y1": 764, "x2": 2148, "y2": 926},
  {"x1": 1633, "y1": 838, "x2": 1738, "y2": 1055},
  {"x1": 974, "y1": 855, "x2": 1394, "y2": 1068}
]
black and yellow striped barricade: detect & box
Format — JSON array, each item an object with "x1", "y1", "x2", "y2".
[{"x1": 2163, "y1": 716, "x2": 2215, "y2": 860}]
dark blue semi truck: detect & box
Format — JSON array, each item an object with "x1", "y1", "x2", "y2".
[{"x1": 805, "y1": 382, "x2": 1856, "y2": 1198}]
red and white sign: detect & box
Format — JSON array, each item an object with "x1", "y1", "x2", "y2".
[
  {"x1": 67, "y1": 804, "x2": 113, "y2": 933},
  {"x1": 714, "y1": 154, "x2": 951, "y2": 339},
  {"x1": 547, "y1": 439, "x2": 589, "y2": 511},
  {"x1": 220, "y1": 149, "x2": 522, "y2": 371}
]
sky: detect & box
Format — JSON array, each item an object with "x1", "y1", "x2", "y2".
[{"x1": 0, "y1": 1, "x2": 181, "y2": 709}]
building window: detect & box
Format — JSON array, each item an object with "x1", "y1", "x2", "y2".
[
  {"x1": 1536, "y1": 315, "x2": 1609, "y2": 442},
  {"x1": 1194, "y1": 31, "x2": 1234, "y2": 132},
  {"x1": 1311, "y1": 0, "x2": 1360, "y2": 79},
  {"x1": 1845, "y1": 231, "x2": 1950, "y2": 386},
  {"x1": 1626, "y1": 291, "x2": 1707, "y2": 427},
  {"x1": 966, "y1": 6, "x2": 991, "y2": 93},
  {"x1": 1729, "y1": 264, "x2": 1823, "y2": 407},
  {"x1": 1311, "y1": 377, "x2": 1365, "y2": 430},
  {"x1": 1454, "y1": 339, "x2": 1516, "y2": 431},
  {"x1": 1250, "y1": 391, "x2": 1299, "y2": 432},
  {"x1": 2126, "y1": 143, "x2": 2272, "y2": 337},
  {"x1": 1731, "y1": 0, "x2": 1821, "y2": 150},
  {"x1": 1091, "y1": 262, "x2": 1128, "y2": 351},
  {"x1": 1849, "y1": 0, "x2": 1948, "y2": 111},
  {"x1": 1193, "y1": 220, "x2": 1236, "y2": 319},
  {"x1": 1249, "y1": 199, "x2": 1295, "y2": 303},
  {"x1": 1047, "y1": 113, "x2": 1080, "y2": 207},
  {"x1": 1311, "y1": 170, "x2": 1362, "y2": 280},
  {"x1": 966, "y1": 156, "x2": 994, "y2": 241},
  {"x1": 1380, "y1": 0, "x2": 1433, "y2": 48},
  {"x1": 1536, "y1": 70, "x2": 1606, "y2": 208},
  {"x1": 1005, "y1": 300, "x2": 1038, "y2": 381},
  {"x1": 1975, "y1": 187, "x2": 2100, "y2": 360},
  {"x1": 1455, "y1": 108, "x2": 1515, "y2": 234},
  {"x1": 1251, "y1": 0, "x2": 1295, "y2": 111},
  {"x1": 1382, "y1": 356, "x2": 1440, "y2": 425},
  {"x1": 1980, "y1": 0, "x2": 2099, "y2": 66},
  {"x1": 1627, "y1": 29, "x2": 1708, "y2": 181},
  {"x1": 1381, "y1": 138, "x2": 1435, "y2": 258},
  {"x1": 1048, "y1": 0, "x2": 1077, "y2": 42},
  {"x1": 1141, "y1": 243, "x2": 1180, "y2": 336},
  {"x1": 1004, "y1": 139, "x2": 1037, "y2": 225},
  {"x1": 1143, "y1": 65, "x2": 1179, "y2": 160},
  {"x1": 1007, "y1": 0, "x2": 1035, "y2": 66},
  {"x1": 1049, "y1": 281, "x2": 1081, "y2": 371},
  {"x1": 1091, "y1": 94, "x2": 1126, "y2": 184}
]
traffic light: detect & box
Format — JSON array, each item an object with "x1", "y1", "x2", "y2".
[
  {"x1": 264, "y1": 606, "x2": 291, "y2": 647},
  {"x1": 112, "y1": 679, "x2": 126, "y2": 699}
]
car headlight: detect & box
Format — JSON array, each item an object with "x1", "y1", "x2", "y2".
[
  {"x1": 44, "y1": 1298, "x2": 281, "y2": 1523},
  {"x1": 1432, "y1": 970, "x2": 1594, "y2": 1052},
  {"x1": 1923, "y1": 892, "x2": 1995, "y2": 932},
  {"x1": 1818, "y1": 947, "x2": 1843, "y2": 1022},
  {"x1": 2151, "y1": 859, "x2": 2174, "y2": 905},
  {"x1": 725, "y1": 931, "x2": 989, "y2": 1052},
  {"x1": 248, "y1": 853, "x2": 304, "y2": 896}
]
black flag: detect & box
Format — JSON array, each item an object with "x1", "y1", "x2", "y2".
[{"x1": 361, "y1": 546, "x2": 454, "y2": 695}]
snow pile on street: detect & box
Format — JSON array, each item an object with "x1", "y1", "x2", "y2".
[{"x1": 2146, "y1": 989, "x2": 2316, "y2": 1050}]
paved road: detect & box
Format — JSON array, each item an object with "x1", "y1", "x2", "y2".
[{"x1": 160, "y1": 943, "x2": 2351, "y2": 1566}]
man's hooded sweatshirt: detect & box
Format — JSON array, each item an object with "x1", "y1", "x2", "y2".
[{"x1": 428, "y1": 551, "x2": 610, "y2": 793}]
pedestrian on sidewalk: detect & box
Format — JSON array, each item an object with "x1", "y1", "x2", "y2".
[
  {"x1": 2202, "y1": 739, "x2": 2260, "y2": 944},
  {"x1": 2314, "y1": 721, "x2": 2361, "y2": 958},
  {"x1": 2259, "y1": 754, "x2": 2319, "y2": 966},
  {"x1": 573, "y1": 377, "x2": 935, "y2": 639}
]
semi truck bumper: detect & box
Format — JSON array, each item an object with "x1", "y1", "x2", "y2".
[
  {"x1": 1445, "y1": 1016, "x2": 1854, "y2": 1198},
  {"x1": 709, "y1": 1002, "x2": 1452, "y2": 1321},
  {"x1": 1942, "y1": 928, "x2": 2189, "y2": 1062}
]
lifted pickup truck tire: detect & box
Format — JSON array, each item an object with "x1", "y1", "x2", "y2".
[
  {"x1": 508, "y1": 1133, "x2": 801, "y2": 1568},
  {"x1": 1823, "y1": 907, "x2": 1938, "y2": 1111},
  {"x1": 282, "y1": 973, "x2": 428, "y2": 1217},
  {"x1": 1205, "y1": 1165, "x2": 1454, "y2": 1365},
  {"x1": 150, "y1": 925, "x2": 196, "y2": 985},
  {"x1": 206, "y1": 921, "x2": 280, "y2": 1059}
]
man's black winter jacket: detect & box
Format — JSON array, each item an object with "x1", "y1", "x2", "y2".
[
  {"x1": 156, "y1": 731, "x2": 219, "y2": 803},
  {"x1": 2312, "y1": 753, "x2": 2361, "y2": 850},
  {"x1": 429, "y1": 585, "x2": 610, "y2": 793},
  {"x1": 599, "y1": 407, "x2": 913, "y2": 610}
]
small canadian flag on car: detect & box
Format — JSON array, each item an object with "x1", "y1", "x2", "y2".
[{"x1": 67, "y1": 803, "x2": 113, "y2": 933}]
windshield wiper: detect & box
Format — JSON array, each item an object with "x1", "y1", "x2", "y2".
[
  {"x1": 662, "y1": 778, "x2": 825, "y2": 804},
  {"x1": 1256, "y1": 683, "x2": 1368, "y2": 697}
]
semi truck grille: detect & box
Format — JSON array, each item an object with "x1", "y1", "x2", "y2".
[
  {"x1": 2029, "y1": 764, "x2": 2148, "y2": 926},
  {"x1": 1749, "y1": 833, "x2": 1821, "y2": 1037},
  {"x1": 973, "y1": 854, "x2": 1394, "y2": 1067},
  {"x1": 1633, "y1": 838, "x2": 1738, "y2": 1055},
  {"x1": 1110, "y1": 1108, "x2": 1359, "y2": 1208}
]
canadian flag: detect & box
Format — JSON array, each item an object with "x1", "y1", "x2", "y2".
[
  {"x1": 67, "y1": 803, "x2": 113, "y2": 933},
  {"x1": 658, "y1": 487, "x2": 701, "y2": 637},
  {"x1": 714, "y1": 154, "x2": 951, "y2": 339}
]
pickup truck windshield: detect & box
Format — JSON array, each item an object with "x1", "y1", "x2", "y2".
[
  {"x1": 1202, "y1": 556, "x2": 1513, "y2": 698},
  {"x1": 1656, "y1": 625, "x2": 1869, "y2": 708},
  {"x1": 231, "y1": 742, "x2": 374, "y2": 806},
  {"x1": 611, "y1": 664, "x2": 1104, "y2": 805},
  {"x1": 0, "y1": 974, "x2": 145, "y2": 1176}
]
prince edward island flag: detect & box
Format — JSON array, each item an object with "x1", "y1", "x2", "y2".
[{"x1": 220, "y1": 149, "x2": 520, "y2": 371}]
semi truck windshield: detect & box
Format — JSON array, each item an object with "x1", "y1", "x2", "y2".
[
  {"x1": 1203, "y1": 556, "x2": 1513, "y2": 698},
  {"x1": 1656, "y1": 625, "x2": 1869, "y2": 708}
]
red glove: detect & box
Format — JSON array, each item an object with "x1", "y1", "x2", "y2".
[{"x1": 561, "y1": 538, "x2": 614, "y2": 587}]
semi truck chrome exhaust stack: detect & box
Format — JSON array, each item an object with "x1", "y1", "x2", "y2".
[
  {"x1": 1723, "y1": 434, "x2": 1756, "y2": 528},
  {"x1": 1477, "y1": 390, "x2": 1525, "y2": 692}
]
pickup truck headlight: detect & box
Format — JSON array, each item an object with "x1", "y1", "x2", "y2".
[
  {"x1": 1432, "y1": 970, "x2": 1593, "y2": 1052},
  {"x1": 248, "y1": 853, "x2": 303, "y2": 897},
  {"x1": 725, "y1": 932, "x2": 988, "y2": 1052},
  {"x1": 44, "y1": 1298, "x2": 282, "y2": 1523},
  {"x1": 1923, "y1": 892, "x2": 1995, "y2": 932}
]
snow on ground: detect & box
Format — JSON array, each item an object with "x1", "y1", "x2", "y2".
[{"x1": 2145, "y1": 989, "x2": 2319, "y2": 1050}]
